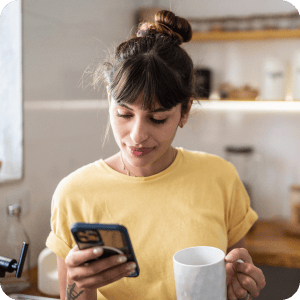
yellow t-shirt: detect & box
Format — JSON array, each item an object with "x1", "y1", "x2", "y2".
[{"x1": 46, "y1": 148, "x2": 257, "y2": 300}]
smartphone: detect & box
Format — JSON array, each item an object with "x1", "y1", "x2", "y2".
[{"x1": 70, "y1": 222, "x2": 139, "y2": 277}]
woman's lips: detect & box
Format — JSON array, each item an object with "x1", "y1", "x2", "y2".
[{"x1": 130, "y1": 147, "x2": 153, "y2": 156}]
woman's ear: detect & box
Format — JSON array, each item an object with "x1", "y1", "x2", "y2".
[{"x1": 179, "y1": 99, "x2": 193, "y2": 128}]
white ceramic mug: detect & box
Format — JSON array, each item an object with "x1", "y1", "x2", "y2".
[{"x1": 173, "y1": 246, "x2": 227, "y2": 300}]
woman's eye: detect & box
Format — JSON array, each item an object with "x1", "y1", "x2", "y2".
[
  {"x1": 117, "y1": 112, "x2": 132, "y2": 119},
  {"x1": 117, "y1": 111, "x2": 167, "y2": 124},
  {"x1": 151, "y1": 118, "x2": 167, "y2": 124}
]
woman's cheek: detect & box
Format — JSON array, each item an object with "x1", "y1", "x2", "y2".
[{"x1": 157, "y1": 123, "x2": 178, "y2": 141}]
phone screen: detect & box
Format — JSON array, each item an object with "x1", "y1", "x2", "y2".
[{"x1": 74, "y1": 229, "x2": 132, "y2": 259}]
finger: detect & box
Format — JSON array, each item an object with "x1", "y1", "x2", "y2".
[
  {"x1": 69, "y1": 253, "x2": 132, "y2": 282},
  {"x1": 226, "y1": 262, "x2": 235, "y2": 285},
  {"x1": 235, "y1": 263, "x2": 266, "y2": 292},
  {"x1": 77, "y1": 268, "x2": 128, "y2": 289},
  {"x1": 236, "y1": 272, "x2": 258, "y2": 298},
  {"x1": 75, "y1": 261, "x2": 137, "y2": 290},
  {"x1": 227, "y1": 282, "x2": 238, "y2": 300},
  {"x1": 231, "y1": 275, "x2": 249, "y2": 299},
  {"x1": 65, "y1": 246, "x2": 104, "y2": 267},
  {"x1": 68, "y1": 244, "x2": 79, "y2": 253},
  {"x1": 74, "y1": 254, "x2": 129, "y2": 279},
  {"x1": 225, "y1": 248, "x2": 253, "y2": 264}
]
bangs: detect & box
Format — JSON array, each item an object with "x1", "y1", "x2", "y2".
[{"x1": 109, "y1": 54, "x2": 190, "y2": 111}]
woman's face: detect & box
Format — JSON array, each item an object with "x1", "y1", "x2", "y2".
[{"x1": 109, "y1": 94, "x2": 190, "y2": 176}]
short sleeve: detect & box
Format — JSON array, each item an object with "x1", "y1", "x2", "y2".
[
  {"x1": 45, "y1": 181, "x2": 74, "y2": 259},
  {"x1": 227, "y1": 173, "x2": 258, "y2": 248}
]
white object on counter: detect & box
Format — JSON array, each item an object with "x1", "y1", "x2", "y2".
[
  {"x1": 261, "y1": 56, "x2": 286, "y2": 101},
  {"x1": 37, "y1": 248, "x2": 60, "y2": 296},
  {"x1": 9, "y1": 294, "x2": 58, "y2": 300}
]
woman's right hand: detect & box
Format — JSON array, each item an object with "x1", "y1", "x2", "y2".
[{"x1": 65, "y1": 245, "x2": 137, "y2": 290}]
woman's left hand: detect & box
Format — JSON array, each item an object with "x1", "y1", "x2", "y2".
[{"x1": 225, "y1": 248, "x2": 266, "y2": 300}]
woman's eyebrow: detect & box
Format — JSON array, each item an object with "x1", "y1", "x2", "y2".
[{"x1": 118, "y1": 103, "x2": 171, "y2": 113}]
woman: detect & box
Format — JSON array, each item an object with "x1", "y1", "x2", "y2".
[{"x1": 46, "y1": 10, "x2": 265, "y2": 300}]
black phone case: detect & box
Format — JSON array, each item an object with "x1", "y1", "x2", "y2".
[{"x1": 70, "y1": 222, "x2": 139, "y2": 277}]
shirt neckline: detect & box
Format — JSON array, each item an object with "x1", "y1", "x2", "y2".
[{"x1": 99, "y1": 147, "x2": 183, "y2": 182}]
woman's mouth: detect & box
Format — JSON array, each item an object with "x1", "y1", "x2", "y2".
[{"x1": 130, "y1": 147, "x2": 154, "y2": 156}]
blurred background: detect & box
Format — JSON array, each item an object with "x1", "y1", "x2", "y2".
[{"x1": 1, "y1": 0, "x2": 300, "y2": 299}]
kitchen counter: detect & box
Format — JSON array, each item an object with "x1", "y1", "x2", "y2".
[
  {"x1": 245, "y1": 219, "x2": 300, "y2": 269},
  {"x1": 10, "y1": 267, "x2": 59, "y2": 299}
]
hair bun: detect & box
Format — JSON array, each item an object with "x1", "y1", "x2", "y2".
[{"x1": 154, "y1": 10, "x2": 192, "y2": 43}]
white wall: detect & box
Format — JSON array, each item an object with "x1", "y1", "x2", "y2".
[
  {"x1": 1, "y1": 0, "x2": 299, "y2": 268},
  {"x1": 23, "y1": 0, "x2": 139, "y2": 101}
]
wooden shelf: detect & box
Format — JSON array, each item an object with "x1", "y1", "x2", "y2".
[{"x1": 192, "y1": 28, "x2": 300, "y2": 42}]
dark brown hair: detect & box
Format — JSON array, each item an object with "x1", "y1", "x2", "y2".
[{"x1": 94, "y1": 10, "x2": 195, "y2": 114}]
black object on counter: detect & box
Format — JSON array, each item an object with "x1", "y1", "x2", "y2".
[{"x1": 0, "y1": 242, "x2": 29, "y2": 278}]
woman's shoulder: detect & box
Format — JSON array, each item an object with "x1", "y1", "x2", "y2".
[
  {"x1": 179, "y1": 148, "x2": 236, "y2": 175},
  {"x1": 53, "y1": 159, "x2": 106, "y2": 198},
  {"x1": 180, "y1": 148, "x2": 230, "y2": 164}
]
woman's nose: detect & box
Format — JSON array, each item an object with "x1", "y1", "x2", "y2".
[{"x1": 130, "y1": 118, "x2": 148, "y2": 145}]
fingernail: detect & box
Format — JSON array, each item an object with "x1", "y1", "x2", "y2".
[
  {"x1": 117, "y1": 256, "x2": 127, "y2": 263},
  {"x1": 127, "y1": 270, "x2": 136, "y2": 276},
  {"x1": 93, "y1": 247, "x2": 103, "y2": 255},
  {"x1": 126, "y1": 262, "x2": 136, "y2": 270},
  {"x1": 225, "y1": 254, "x2": 234, "y2": 260}
]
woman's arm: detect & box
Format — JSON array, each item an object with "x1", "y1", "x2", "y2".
[
  {"x1": 227, "y1": 237, "x2": 246, "y2": 254},
  {"x1": 57, "y1": 255, "x2": 96, "y2": 300}
]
